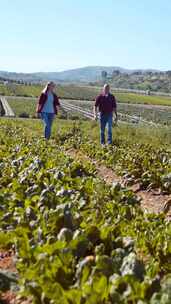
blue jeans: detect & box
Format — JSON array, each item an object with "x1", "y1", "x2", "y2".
[
  {"x1": 100, "y1": 113, "x2": 113, "y2": 144},
  {"x1": 41, "y1": 113, "x2": 54, "y2": 139}
]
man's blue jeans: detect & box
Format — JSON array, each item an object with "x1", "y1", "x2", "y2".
[
  {"x1": 41, "y1": 113, "x2": 54, "y2": 139},
  {"x1": 100, "y1": 113, "x2": 113, "y2": 144}
]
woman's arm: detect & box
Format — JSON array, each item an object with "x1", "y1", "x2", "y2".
[
  {"x1": 36, "y1": 93, "x2": 46, "y2": 113},
  {"x1": 54, "y1": 95, "x2": 61, "y2": 114}
]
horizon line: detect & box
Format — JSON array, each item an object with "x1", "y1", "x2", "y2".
[{"x1": 0, "y1": 65, "x2": 169, "y2": 74}]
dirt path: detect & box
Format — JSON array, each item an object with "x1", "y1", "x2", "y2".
[
  {"x1": 0, "y1": 97, "x2": 15, "y2": 117},
  {"x1": 0, "y1": 250, "x2": 32, "y2": 303},
  {"x1": 66, "y1": 148, "x2": 171, "y2": 218}
]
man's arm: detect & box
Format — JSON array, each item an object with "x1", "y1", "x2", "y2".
[
  {"x1": 94, "y1": 105, "x2": 98, "y2": 120},
  {"x1": 113, "y1": 108, "x2": 118, "y2": 123},
  {"x1": 113, "y1": 96, "x2": 118, "y2": 123},
  {"x1": 56, "y1": 105, "x2": 61, "y2": 112},
  {"x1": 94, "y1": 95, "x2": 100, "y2": 120}
]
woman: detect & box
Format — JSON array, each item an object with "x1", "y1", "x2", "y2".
[{"x1": 36, "y1": 82, "x2": 60, "y2": 139}]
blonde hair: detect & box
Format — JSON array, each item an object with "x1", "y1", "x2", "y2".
[
  {"x1": 42, "y1": 81, "x2": 55, "y2": 93},
  {"x1": 103, "y1": 83, "x2": 110, "y2": 90}
]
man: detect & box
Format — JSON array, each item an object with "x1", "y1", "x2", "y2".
[{"x1": 94, "y1": 84, "x2": 118, "y2": 145}]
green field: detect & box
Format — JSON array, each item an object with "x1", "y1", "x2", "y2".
[
  {"x1": 0, "y1": 118, "x2": 171, "y2": 303},
  {"x1": 58, "y1": 99, "x2": 171, "y2": 125},
  {"x1": 2, "y1": 83, "x2": 171, "y2": 106},
  {"x1": 7, "y1": 98, "x2": 87, "y2": 120},
  {"x1": 7, "y1": 96, "x2": 171, "y2": 125},
  {"x1": 7, "y1": 97, "x2": 36, "y2": 117},
  {"x1": 0, "y1": 84, "x2": 100, "y2": 100},
  {"x1": 116, "y1": 92, "x2": 171, "y2": 106}
]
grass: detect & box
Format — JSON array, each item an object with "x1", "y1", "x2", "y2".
[
  {"x1": 115, "y1": 92, "x2": 171, "y2": 106},
  {"x1": 7, "y1": 96, "x2": 171, "y2": 125},
  {"x1": 62, "y1": 99, "x2": 171, "y2": 124},
  {"x1": 2, "y1": 117, "x2": 171, "y2": 194},
  {"x1": 7, "y1": 97, "x2": 36, "y2": 117},
  {"x1": 1, "y1": 118, "x2": 171, "y2": 303},
  {"x1": 77, "y1": 120, "x2": 171, "y2": 147},
  {"x1": 7, "y1": 98, "x2": 86, "y2": 120},
  {"x1": 0, "y1": 84, "x2": 99, "y2": 99},
  {"x1": 2, "y1": 117, "x2": 170, "y2": 148},
  {"x1": 1, "y1": 83, "x2": 171, "y2": 106}
]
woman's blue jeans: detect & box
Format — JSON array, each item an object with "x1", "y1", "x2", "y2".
[
  {"x1": 100, "y1": 113, "x2": 113, "y2": 144},
  {"x1": 41, "y1": 113, "x2": 54, "y2": 139}
]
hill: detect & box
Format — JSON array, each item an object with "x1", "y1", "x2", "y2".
[
  {"x1": 35, "y1": 66, "x2": 132, "y2": 82},
  {"x1": 0, "y1": 66, "x2": 160, "y2": 83},
  {"x1": 2, "y1": 66, "x2": 171, "y2": 93}
]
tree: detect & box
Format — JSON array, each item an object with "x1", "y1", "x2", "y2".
[
  {"x1": 166, "y1": 71, "x2": 171, "y2": 77},
  {"x1": 112, "y1": 70, "x2": 120, "y2": 77},
  {"x1": 101, "y1": 71, "x2": 107, "y2": 82}
]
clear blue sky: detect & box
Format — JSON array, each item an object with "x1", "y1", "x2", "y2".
[{"x1": 1, "y1": 0, "x2": 171, "y2": 72}]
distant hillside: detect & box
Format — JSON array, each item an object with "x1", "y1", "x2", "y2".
[
  {"x1": 0, "y1": 66, "x2": 160, "y2": 83},
  {"x1": 0, "y1": 71, "x2": 42, "y2": 82},
  {"x1": 107, "y1": 70, "x2": 171, "y2": 93},
  {"x1": 36, "y1": 66, "x2": 131, "y2": 82},
  {"x1": 1, "y1": 66, "x2": 171, "y2": 93}
]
